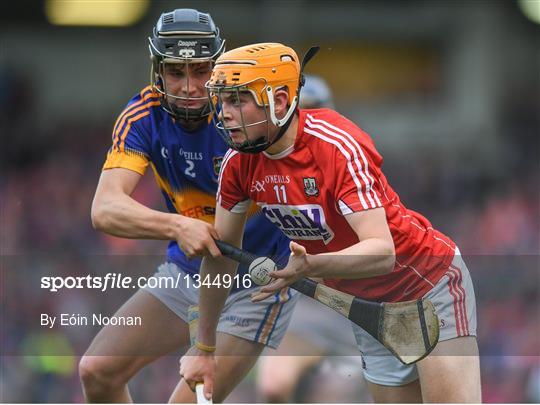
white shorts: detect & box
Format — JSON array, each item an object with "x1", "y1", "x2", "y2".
[
  {"x1": 287, "y1": 295, "x2": 360, "y2": 356},
  {"x1": 352, "y1": 248, "x2": 477, "y2": 386},
  {"x1": 143, "y1": 262, "x2": 299, "y2": 349}
]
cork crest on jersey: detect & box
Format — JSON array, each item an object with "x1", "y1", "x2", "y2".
[{"x1": 303, "y1": 177, "x2": 319, "y2": 197}]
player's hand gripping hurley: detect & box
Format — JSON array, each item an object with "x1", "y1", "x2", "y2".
[
  {"x1": 187, "y1": 306, "x2": 213, "y2": 404},
  {"x1": 215, "y1": 240, "x2": 440, "y2": 364}
]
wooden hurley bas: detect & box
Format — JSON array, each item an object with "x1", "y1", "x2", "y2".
[{"x1": 215, "y1": 240, "x2": 440, "y2": 365}]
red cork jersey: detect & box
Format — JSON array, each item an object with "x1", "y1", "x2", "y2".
[{"x1": 218, "y1": 108, "x2": 456, "y2": 302}]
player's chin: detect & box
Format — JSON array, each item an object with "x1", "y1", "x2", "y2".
[
  {"x1": 228, "y1": 129, "x2": 247, "y2": 143},
  {"x1": 176, "y1": 101, "x2": 206, "y2": 110}
]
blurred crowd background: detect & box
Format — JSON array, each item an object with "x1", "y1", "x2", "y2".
[{"x1": 1, "y1": 0, "x2": 539, "y2": 403}]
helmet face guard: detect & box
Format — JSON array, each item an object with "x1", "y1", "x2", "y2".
[
  {"x1": 150, "y1": 60, "x2": 214, "y2": 121},
  {"x1": 205, "y1": 43, "x2": 304, "y2": 153},
  {"x1": 148, "y1": 9, "x2": 225, "y2": 122},
  {"x1": 207, "y1": 79, "x2": 275, "y2": 153}
]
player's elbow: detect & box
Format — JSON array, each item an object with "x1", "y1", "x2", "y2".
[
  {"x1": 379, "y1": 255, "x2": 395, "y2": 276},
  {"x1": 378, "y1": 242, "x2": 395, "y2": 275},
  {"x1": 90, "y1": 199, "x2": 111, "y2": 232},
  {"x1": 369, "y1": 240, "x2": 394, "y2": 276}
]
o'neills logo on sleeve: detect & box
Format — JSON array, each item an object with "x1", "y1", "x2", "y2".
[{"x1": 262, "y1": 204, "x2": 334, "y2": 244}]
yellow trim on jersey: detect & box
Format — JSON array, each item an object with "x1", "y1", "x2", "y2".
[
  {"x1": 150, "y1": 164, "x2": 260, "y2": 223},
  {"x1": 118, "y1": 110, "x2": 152, "y2": 152},
  {"x1": 151, "y1": 165, "x2": 218, "y2": 225},
  {"x1": 112, "y1": 87, "x2": 159, "y2": 151},
  {"x1": 103, "y1": 148, "x2": 149, "y2": 175},
  {"x1": 112, "y1": 86, "x2": 153, "y2": 138}
]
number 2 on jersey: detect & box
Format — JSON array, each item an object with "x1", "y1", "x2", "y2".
[
  {"x1": 184, "y1": 160, "x2": 196, "y2": 178},
  {"x1": 273, "y1": 184, "x2": 287, "y2": 203}
]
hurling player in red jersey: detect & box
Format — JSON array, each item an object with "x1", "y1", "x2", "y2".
[
  {"x1": 180, "y1": 43, "x2": 481, "y2": 402},
  {"x1": 255, "y1": 75, "x2": 368, "y2": 404}
]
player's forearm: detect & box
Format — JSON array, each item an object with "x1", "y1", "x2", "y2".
[
  {"x1": 197, "y1": 256, "x2": 237, "y2": 346},
  {"x1": 91, "y1": 193, "x2": 180, "y2": 240},
  {"x1": 308, "y1": 238, "x2": 395, "y2": 279}
]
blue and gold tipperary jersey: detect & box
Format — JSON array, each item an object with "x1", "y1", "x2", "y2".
[{"x1": 103, "y1": 87, "x2": 290, "y2": 286}]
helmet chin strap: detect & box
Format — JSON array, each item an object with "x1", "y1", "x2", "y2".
[
  {"x1": 262, "y1": 108, "x2": 297, "y2": 151},
  {"x1": 263, "y1": 45, "x2": 321, "y2": 151}
]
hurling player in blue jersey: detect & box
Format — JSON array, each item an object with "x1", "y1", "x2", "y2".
[{"x1": 79, "y1": 9, "x2": 296, "y2": 403}]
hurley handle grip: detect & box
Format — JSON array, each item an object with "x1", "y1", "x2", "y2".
[
  {"x1": 195, "y1": 383, "x2": 212, "y2": 404},
  {"x1": 214, "y1": 240, "x2": 258, "y2": 266}
]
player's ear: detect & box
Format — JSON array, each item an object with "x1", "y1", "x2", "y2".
[{"x1": 273, "y1": 87, "x2": 290, "y2": 117}]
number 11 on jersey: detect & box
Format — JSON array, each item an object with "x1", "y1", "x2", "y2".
[{"x1": 273, "y1": 185, "x2": 287, "y2": 203}]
